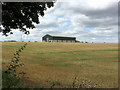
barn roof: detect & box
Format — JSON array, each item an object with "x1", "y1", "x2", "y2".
[{"x1": 46, "y1": 34, "x2": 76, "y2": 39}]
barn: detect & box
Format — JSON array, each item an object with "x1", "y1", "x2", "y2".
[{"x1": 42, "y1": 34, "x2": 76, "y2": 42}]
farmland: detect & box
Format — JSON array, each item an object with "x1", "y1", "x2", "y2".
[{"x1": 2, "y1": 42, "x2": 118, "y2": 88}]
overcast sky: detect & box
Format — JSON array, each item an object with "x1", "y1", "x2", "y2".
[{"x1": 0, "y1": 0, "x2": 119, "y2": 43}]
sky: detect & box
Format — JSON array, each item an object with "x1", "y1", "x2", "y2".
[{"x1": 0, "y1": 0, "x2": 119, "y2": 43}]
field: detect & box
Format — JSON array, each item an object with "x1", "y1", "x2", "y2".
[{"x1": 2, "y1": 42, "x2": 118, "y2": 88}]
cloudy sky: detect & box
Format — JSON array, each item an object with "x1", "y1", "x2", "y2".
[{"x1": 0, "y1": 0, "x2": 119, "y2": 43}]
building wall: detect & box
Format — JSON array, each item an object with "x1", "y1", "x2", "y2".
[
  {"x1": 51, "y1": 40, "x2": 75, "y2": 42},
  {"x1": 42, "y1": 40, "x2": 46, "y2": 42},
  {"x1": 42, "y1": 34, "x2": 53, "y2": 42}
]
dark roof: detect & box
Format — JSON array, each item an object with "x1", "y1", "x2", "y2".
[{"x1": 47, "y1": 34, "x2": 76, "y2": 39}]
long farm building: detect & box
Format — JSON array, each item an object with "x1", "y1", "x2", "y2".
[{"x1": 42, "y1": 34, "x2": 76, "y2": 42}]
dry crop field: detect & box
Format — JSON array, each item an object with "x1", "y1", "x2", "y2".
[{"x1": 2, "y1": 42, "x2": 118, "y2": 88}]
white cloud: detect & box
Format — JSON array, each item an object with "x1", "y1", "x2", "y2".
[{"x1": 0, "y1": 0, "x2": 118, "y2": 43}]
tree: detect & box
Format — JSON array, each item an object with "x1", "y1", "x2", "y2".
[{"x1": 1, "y1": 1, "x2": 55, "y2": 36}]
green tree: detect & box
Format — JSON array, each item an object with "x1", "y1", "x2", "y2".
[{"x1": 1, "y1": 1, "x2": 55, "y2": 36}]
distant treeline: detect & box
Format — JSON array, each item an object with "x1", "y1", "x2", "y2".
[
  {"x1": 4, "y1": 40, "x2": 17, "y2": 42},
  {"x1": 3, "y1": 40, "x2": 104, "y2": 43}
]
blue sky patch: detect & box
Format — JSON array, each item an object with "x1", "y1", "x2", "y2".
[
  {"x1": 85, "y1": 28, "x2": 94, "y2": 31},
  {"x1": 64, "y1": 20, "x2": 71, "y2": 25},
  {"x1": 57, "y1": 16, "x2": 63, "y2": 18}
]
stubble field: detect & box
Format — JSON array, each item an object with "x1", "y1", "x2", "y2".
[{"x1": 2, "y1": 42, "x2": 118, "y2": 88}]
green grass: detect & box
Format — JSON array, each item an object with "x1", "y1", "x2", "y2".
[
  {"x1": 2, "y1": 71, "x2": 21, "y2": 88},
  {"x1": 2, "y1": 42, "x2": 118, "y2": 88}
]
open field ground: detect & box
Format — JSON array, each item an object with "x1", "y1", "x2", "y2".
[{"x1": 2, "y1": 42, "x2": 118, "y2": 88}]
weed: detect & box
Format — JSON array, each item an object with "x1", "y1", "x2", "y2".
[{"x1": 50, "y1": 83, "x2": 55, "y2": 89}]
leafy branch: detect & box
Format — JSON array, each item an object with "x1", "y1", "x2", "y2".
[{"x1": 4, "y1": 43, "x2": 27, "y2": 76}]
